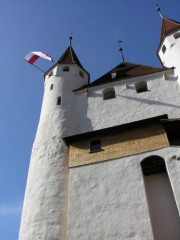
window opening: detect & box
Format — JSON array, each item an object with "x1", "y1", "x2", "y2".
[
  {"x1": 57, "y1": 97, "x2": 61, "y2": 105},
  {"x1": 135, "y1": 80, "x2": 148, "y2": 93},
  {"x1": 111, "y1": 72, "x2": 116, "y2": 79},
  {"x1": 174, "y1": 32, "x2": 180, "y2": 39},
  {"x1": 141, "y1": 156, "x2": 180, "y2": 240},
  {"x1": 63, "y1": 66, "x2": 69, "y2": 72},
  {"x1": 49, "y1": 71, "x2": 53, "y2": 77},
  {"x1": 79, "y1": 71, "x2": 84, "y2": 78},
  {"x1": 103, "y1": 87, "x2": 116, "y2": 100},
  {"x1": 162, "y1": 45, "x2": 166, "y2": 54},
  {"x1": 90, "y1": 140, "x2": 101, "y2": 152},
  {"x1": 50, "y1": 84, "x2": 53, "y2": 90}
]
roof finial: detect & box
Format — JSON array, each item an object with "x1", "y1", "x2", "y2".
[
  {"x1": 69, "y1": 33, "x2": 73, "y2": 47},
  {"x1": 156, "y1": 4, "x2": 164, "y2": 18},
  {"x1": 118, "y1": 40, "x2": 125, "y2": 62}
]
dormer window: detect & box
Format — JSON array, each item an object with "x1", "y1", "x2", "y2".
[
  {"x1": 103, "y1": 87, "x2": 116, "y2": 100},
  {"x1": 63, "y1": 66, "x2": 69, "y2": 72},
  {"x1": 111, "y1": 72, "x2": 116, "y2": 79},
  {"x1": 135, "y1": 80, "x2": 148, "y2": 93},
  {"x1": 173, "y1": 32, "x2": 180, "y2": 39},
  {"x1": 162, "y1": 45, "x2": 166, "y2": 54}
]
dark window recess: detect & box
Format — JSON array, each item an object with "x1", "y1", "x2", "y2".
[
  {"x1": 161, "y1": 120, "x2": 180, "y2": 146},
  {"x1": 174, "y1": 32, "x2": 180, "y2": 39},
  {"x1": 63, "y1": 66, "x2": 69, "y2": 72},
  {"x1": 57, "y1": 97, "x2": 61, "y2": 105},
  {"x1": 162, "y1": 45, "x2": 166, "y2": 54},
  {"x1": 49, "y1": 71, "x2": 53, "y2": 77},
  {"x1": 50, "y1": 84, "x2": 53, "y2": 90},
  {"x1": 135, "y1": 80, "x2": 148, "y2": 93},
  {"x1": 103, "y1": 88, "x2": 116, "y2": 100},
  {"x1": 141, "y1": 156, "x2": 166, "y2": 176},
  {"x1": 79, "y1": 71, "x2": 84, "y2": 78},
  {"x1": 90, "y1": 140, "x2": 101, "y2": 152}
]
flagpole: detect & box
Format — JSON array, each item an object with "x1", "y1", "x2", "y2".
[{"x1": 24, "y1": 58, "x2": 45, "y2": 73}]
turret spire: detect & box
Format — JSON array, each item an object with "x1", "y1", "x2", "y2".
[
  {"x1": 69, "y1": 33, "x2": 73, "y2": 47},
  {"x1": 118, "y1": 40, "x2": 125, "y2": 62},
  {"x1": 156, "y1": 4, "x2": 164, "y2": 18}
]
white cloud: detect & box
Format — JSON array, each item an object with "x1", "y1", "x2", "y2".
[{"x1": 0, "y1": 202, "x2": 22, "y2": 216}]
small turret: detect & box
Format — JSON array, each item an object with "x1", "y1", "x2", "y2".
[{"x1": 157, "y1": 10, "x2": 180, "y2": 83}]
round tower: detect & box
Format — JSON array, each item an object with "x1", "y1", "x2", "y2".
[
  {"x1": 19, "y1": 44, "x2": 89, "y2": 240},
  {"x1": 157, "y1": 13, "x2": 180, "y2": 83}
]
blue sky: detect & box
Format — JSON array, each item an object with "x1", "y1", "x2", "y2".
[{"x1": 0, "y1": 0, "x2": 179, "y2": 239}]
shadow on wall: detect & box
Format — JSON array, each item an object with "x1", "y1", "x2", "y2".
[{"x1": 119, "y1": 94, "x2": 180, "y2": 109}]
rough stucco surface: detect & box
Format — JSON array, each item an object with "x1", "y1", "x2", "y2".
[
  {"x1": 19, "y1": 46, "x2": 180, "y2": 239},
  {"x1": 19, "y1": 65, "x2": 89, "y2": 240},
  {"x1": 76, "y1": 71, "x2": 180, "y2": 133},
  {"x1": 68, "y1": 147, "x2": 180, "y2": 240}
]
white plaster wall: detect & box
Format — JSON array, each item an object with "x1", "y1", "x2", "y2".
[
  {"x1": 158, "y1": 30, "x2": 180, "y2": 84},
  {"x1": 68, "y1": 147, "x2": 180, "y2": 240},
  {"x1": 19, "y1": 64, "x2": 88, "y2": 240},
  {"x1": 76, "y1": 70, "x2": 180, "y2": 132}
]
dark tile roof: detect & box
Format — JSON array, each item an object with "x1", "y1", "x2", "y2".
[
  {"x1": 160, "y1": 17, "x2": 180, "y2": 44},
  {"x1": 45, "y1": 46, "x2": 89, "y2": 77},
  {"x1": 74, "y1": 62, "x2": 168, "y2": 91},
  {"x1": 57, "y1": 46, "x2": 83, "y2": 68}
]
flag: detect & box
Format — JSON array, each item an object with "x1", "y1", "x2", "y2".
[{"x1": 24, "y1": 51, "x2": 53, "y2": 64}]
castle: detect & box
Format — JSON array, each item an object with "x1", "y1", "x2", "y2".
[{"x1": 19, "y1": 11, "x2": 180, "y2": 240}]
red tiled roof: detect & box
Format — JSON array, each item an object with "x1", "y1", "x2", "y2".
[{"x1": 160, "y1": 17, "x2": 180, "y2": 43}]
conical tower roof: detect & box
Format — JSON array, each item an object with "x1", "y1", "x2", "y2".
[
  {"x1": 57, "y1": 46, "x2": 84, "y2": 69},
  {"x1": 45, "y1": 45, "x2": 89, "y2": 76},
  {"x1": 159, "y1": 16, "x2": 180, "y2": 44}
]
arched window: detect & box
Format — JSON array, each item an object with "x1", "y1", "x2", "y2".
[
  {"x1": 141, "y1": 155, "x2": 180, "y2": 239},
  {"x1": 141, "y1": 155, "x2": 166, "y2": 175},
  {"x1": 135, "y1": 80, "x2": 148, "y2": 93},
  {"x1": 63, "y1": 66, "x2": 69, "y2": 72},
  {"x1": 103, "y1": 87, "x2": 116, "y2": 100}
]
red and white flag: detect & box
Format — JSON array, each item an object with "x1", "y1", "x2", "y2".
[{"x1": 24, "y1": 51, "x2": 53, "y2": 64}]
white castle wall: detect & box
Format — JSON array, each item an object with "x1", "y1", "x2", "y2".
[
  {"x1": 67, "y1": 69, "x2": 180, "y2": 239},
  {"x1": 19, "y1": 64, "x2": 88, "y2": 240},
  {"x1": 19, "y1": 51, "x2": 180, "y2": 239},
  {"x1": 158, "y1": 30, "x2": 180, "y2": 84},
  {"x1": 76, "y1": 70, "x2": 180, "y2": 132},
  {"x1": 68, "y1": 147, "x2": 180, "y2": 240}
]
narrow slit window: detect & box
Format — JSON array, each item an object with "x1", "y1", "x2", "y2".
[
  {"x1": 63, "y1": 66, "x2": 69, "y2": 72},
  {"x1": 90, "y1": 140, "x2": 101, "y2": 152},
  {"x1": 103, "y1": 87, "x2": 116, "y2": 100},
  {"x1": 79, "y1": 71, "x2": 84, "y2": 78},
  {"x1": 162, "y1": 45, "x2": 166, "y2": 54},
  {"x1": 50, "y1": 84, "x2": 53, "y2": 90},
  {"x1": 135, "y1": 80, "x2": 148, "y2": 93},
  {"x1": 57, "y1": 97, "x2": 61, "y2": 105}
]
